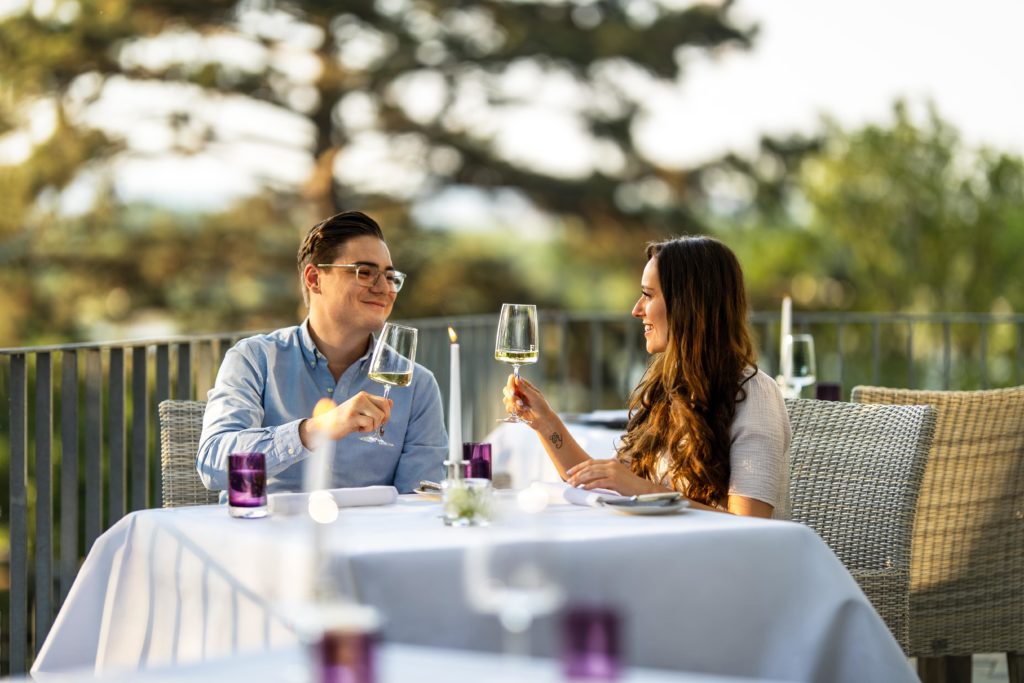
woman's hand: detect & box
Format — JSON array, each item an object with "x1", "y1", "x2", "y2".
[
  {"x1": 502, "y1": 375, "x2": 555, "y2": 429},
  {"x1": 565, "y1": 459, "x2": 664, "y2": 497}
]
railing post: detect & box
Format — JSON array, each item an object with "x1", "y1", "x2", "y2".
[
  {"x1": 979, "y1": 322, "x2": 989, "y2": 389},
  {"x1": 942, "y1": 321, "x2": 952, "y2": 390},
  {"x1": 1017, "y1": 322, "x2": 1023, "y2": 386},
  {"x1": 559, "y1": 314, "x2": 571, "y2": 410},
  {"x1": 108, "y1": 348, "x2": 126, "y2": 525},
  {"x1": 34, "y1": 352, "x2": 55, "y2": 652},
  {"x1": 131, "y1": 346, "x2": 149, "y2": 511},
  {"x1": 836, "y1": 323, "x2": 845, "y2": 393},
  {"x1": 196, "y1": 341, "x2": 215, "y2": 399},
  {"x1": 623, "y1": 318, "x2": 636, "y2": 397},
  {"x1": 59, "y1": 350, "x2": 79, "y2": 604},
  {"x1": 872, "y1": 320, "x2": 881, "y2": 385},
  {"x1": 154, "y1": 344, "x2": 170, "y2": 506},
  {"x1": 176, "y1": 342, "x2": 192, "y2": 400},
  {"x1": 906, "y1": 320, "x2": 915, "y2": 389},
  {"x1": 8, "y1": 354, "x2": 29, "y2": 674},
  {"x1": 84, "y1": 349, "x2": 103, "y2": 552},
  {"x1": 590, "y1": 319, "x2": 602, "y2": 411}
]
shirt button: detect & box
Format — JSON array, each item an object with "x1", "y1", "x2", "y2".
[
  {"x1": 310, "y1": 362, "x2": 316, "y2": 368},
  {"x1": 288, "y1": 447, "x2": 295, "y2": 455},
  {"x1": 327, "y1": 388, "x2": 333, "y2": 393}
]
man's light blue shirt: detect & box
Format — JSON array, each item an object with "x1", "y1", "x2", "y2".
[{"x1": 197, "y1": 320, "x2": 447, "y2": 493}]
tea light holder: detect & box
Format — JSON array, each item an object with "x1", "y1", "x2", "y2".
[
  {"x1": 562, "y1": 605, "x2": 623, "y2": 681},
  {"x1": 228, "y1": 452, "x2": 268, "y2": 519}
]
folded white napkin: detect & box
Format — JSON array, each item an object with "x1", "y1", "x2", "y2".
[
  {"x1": 268, "y1": 485, "x2": 398, "y2": 515},
  {"x1": 535, "y1": 482, "x2": 626, "y2": 508}
]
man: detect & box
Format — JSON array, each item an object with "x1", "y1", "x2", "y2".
[{"x1": 197, "y1": 211, "x2": 446, "y2": 493}]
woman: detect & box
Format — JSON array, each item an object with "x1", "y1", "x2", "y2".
[{"x1": 503, "y1": 236, "x2": 790, "y2": 518}]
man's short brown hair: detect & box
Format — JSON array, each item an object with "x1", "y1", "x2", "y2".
[{"x1": 297, "y1": 211, "x2": 385, "y2": 305}]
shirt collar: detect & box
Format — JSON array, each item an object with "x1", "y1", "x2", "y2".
[
  {"x1": 299, "y1": 318, "x2": 377, "y2": 368},
  {"x1": 299, "y1": 318, "x2": 320, "y2": 367}
]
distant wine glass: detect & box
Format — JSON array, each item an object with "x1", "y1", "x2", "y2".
[
  {"x1": 360, "y1": 323, "x2": 417, "y2": 446},
  {"x1": 464, "y1": 537, "x2": 564, "y2": 662},
  {"x1": 783, "y1": 333, "x2": 816, "y2": 396},
  {"x1": 495, "y1": 304, "x2": 539, "y2": 424}
]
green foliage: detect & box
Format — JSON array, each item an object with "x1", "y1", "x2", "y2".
[
  {"x1": 0, "y1": 0, "x2": 756, "y2": 345},
  {"x1": 705, "y1": 102, "x2": 1024, "y2": 316},
  {"x1": 3, "y1": 2, "x2": 1022, "y2": 350}
]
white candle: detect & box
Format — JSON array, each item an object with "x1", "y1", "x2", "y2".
[
  {"x1": 780, "y1": 296, "x2": 792, "y2": 382},
  {"x1": 304, "y1": 399, "x2": 336, "y2": 492},
  {"x1": 448, "y1": 327, "x2": 462, "y2": 465}
]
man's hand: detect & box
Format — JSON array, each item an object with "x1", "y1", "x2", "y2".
[{"x1": 300, "y1": 393, "x2": 393, "y2": 448}]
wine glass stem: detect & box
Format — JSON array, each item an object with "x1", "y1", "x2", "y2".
[
  {"x1": 503, "y1": 625, "x2": 530, "y2": 661},
  {"x1": 513, "y1": 364, "x2": 521, "y2": 381},
  {"x1": 379, "y1": 385, "x2": 391, "y2": 438}
]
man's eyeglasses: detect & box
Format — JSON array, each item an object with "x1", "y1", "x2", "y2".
[{"x1": 316, "y1": 263, "x2": 406, "y2": 293}]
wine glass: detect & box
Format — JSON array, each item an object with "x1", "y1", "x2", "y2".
[
  {"x1": 463, "y1": 534, "x2": 564, "y2": 663},
  {"x1": 495, "y1": 303, "x2": 539, "y2": 423},
  {"x1": 782, "y1": 333, "x2": 816, "y2": 397},
  {"x1": 360, "y1": 323, "x2": 417, "y2": 446}
]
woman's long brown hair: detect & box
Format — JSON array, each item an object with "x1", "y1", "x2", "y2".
[{"x1": 617, "y1": 236, "x2": 757, "y2": 507}]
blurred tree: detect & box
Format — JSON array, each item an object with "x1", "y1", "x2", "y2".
[
  {"x1": 1, "y1": 0, "x2": 755, "y2": 344},
  {"x1": 699, "y1": 103, "x2": 1024, "y2": 315}
]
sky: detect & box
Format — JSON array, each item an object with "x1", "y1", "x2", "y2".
[
  {"x1": 643, "y1": 0, "x2": 1024, "y2": 166},
  {"x1": 431, "y1": 0, "x2": 1024, "y2": 228},
  {"x1": 5, "y1": 0, "x2": 1024, "y2": 216}
]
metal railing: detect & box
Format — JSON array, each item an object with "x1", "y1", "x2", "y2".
[{"x1": 2, "y1": 310, "x2": 1023, "y2": 674}]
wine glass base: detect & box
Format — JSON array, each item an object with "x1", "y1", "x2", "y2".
[
  {"x1": 496, "y1": 415, "x2": 532, "y2": 425},
  {"x1": 359, "y1": 434, "x2": 394, "y2": 446}
]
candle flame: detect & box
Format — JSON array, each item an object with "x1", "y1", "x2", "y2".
[
  {"x1": 448, "y1": 326, "x2": 458, "y2": 344},
  {"x1": 312, "y1": 398, "x2": 336, "y2": 419}
]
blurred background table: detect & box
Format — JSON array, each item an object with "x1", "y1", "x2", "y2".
[{"x1": 486, "y1": 410, "x2": 628, "y2": 487}]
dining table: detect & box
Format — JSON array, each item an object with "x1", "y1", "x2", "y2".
[
  {"x1": 27, "y1": 641, "x2": 789, "y2": 683},
  {"x1": 32, "y1": 490, "x2": 917, "y2": 683}
]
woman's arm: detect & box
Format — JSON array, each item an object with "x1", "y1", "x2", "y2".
[
  {"x1": 726, "y1": 495, "x2": 774, "y2": 518},
  {"x1": 566, "y1": 460, "x2": 775, "y2": 515},
  {"x1": 503, "y1": 375, "x2": 590, "y2": 478}
]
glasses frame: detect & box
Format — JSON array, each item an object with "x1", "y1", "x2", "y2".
[{"x1": 316, "y1": 263, "x2": 406, "y2": 292}]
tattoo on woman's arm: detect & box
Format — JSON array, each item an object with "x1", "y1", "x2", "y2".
[{"x1": 549, "y1": 432, "x2": 563, "y2": 449}]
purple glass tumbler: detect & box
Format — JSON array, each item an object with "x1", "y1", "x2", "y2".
[
  {"x1": 228, "y1": 452, "x2": 268, "y2": 518},
  {"x1": 462, "y1": 442, "x2": 492, "y2": 480},
  {"x1": 316, "y1": 629, "x2": 377, "y2": 683},
  {"x1": 815, "y1": 382, "x2": 843, "y2": 401},
  {"x1": 562, "y1": 605, "x2": 622, "y2": 681}
]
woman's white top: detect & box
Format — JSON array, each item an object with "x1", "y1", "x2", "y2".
[{"x1": 652, "y1": 368, "x2": 792, "y2": 518}]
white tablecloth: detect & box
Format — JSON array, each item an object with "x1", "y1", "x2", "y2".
[
  {"x1": 30, "y1": 642, "x2": 786, "y2": 683},
  {"x1": 34, "y1": 497, "x2": 915, "y2": 683}
]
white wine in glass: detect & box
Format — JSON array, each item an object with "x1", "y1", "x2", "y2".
[
  {"x1": 361, "y1": 323, "x2": 417, "y2": 446},
  {"x1": 783, "y1": 333, "x2": 816, "y2": 396},
  {"x1": 495, "y1": 304, "x2": 539, "y2": 424}
]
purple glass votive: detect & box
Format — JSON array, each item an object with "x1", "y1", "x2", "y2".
[
  {"x1": 815, "y1": 382, "x2": 843, "y2": 401},
  {"x1": 316, "y1": 630, "x2": 376, "y2": 683},
  {"x1": 462, "y1": 442, "x2": 492, "y2": 480},
  {"x1": 562, "y1": 605, "x2": 622, "y2": 681},
  {"x1": 228, "y1": 452, "x2": 267, "y2": 518}
]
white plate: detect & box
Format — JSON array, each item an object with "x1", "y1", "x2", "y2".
[
  {"x1": 412, "y1": 487, "x2": 441, "y2": 500},
  {"x1": 604, "y1": 500, "x2": 690, "y2": 516}
]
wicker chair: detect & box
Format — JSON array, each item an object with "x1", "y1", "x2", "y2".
[
  {"x1": 852, "y1": 385, "x2": 1024, "y2": 682},
  {"x1": 158, "y1": 399, "x2": 218, "y2": 507},
  {"x1": 785, "y1": 398, "x2": 936, "y2": 654}
]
